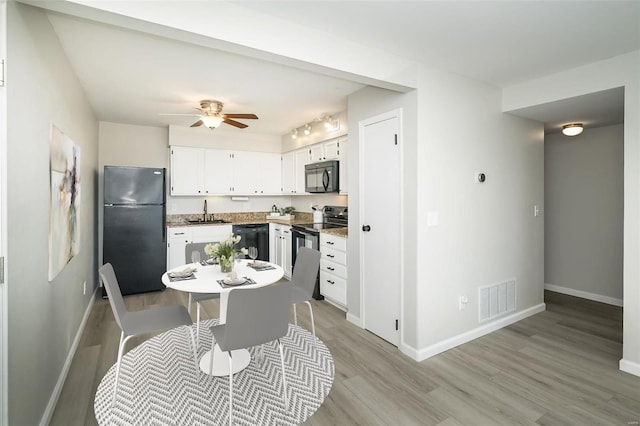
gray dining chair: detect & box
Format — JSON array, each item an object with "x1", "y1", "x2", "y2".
[
  {"x1": 291, "y1": 247, "x2": 321, "y2": 337},
  {"x1": 209, "y1": 281, "x2": 292, "y2": 425},
  {"x1": 99, "y1": 263, "x2": 198, "y2": 407},
  {"x1": 185, "y1": 242, "x2": 220, "y2": 346}
]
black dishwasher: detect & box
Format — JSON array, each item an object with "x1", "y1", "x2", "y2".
[{"x1": 232, "y1": 223, "x2": 269, "y2": 261}]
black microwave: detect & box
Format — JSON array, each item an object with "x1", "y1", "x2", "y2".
[{"x1": 305, "y1": 160, "x2": 339, "y2": 193}]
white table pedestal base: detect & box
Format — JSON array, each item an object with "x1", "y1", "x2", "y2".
[{"x1": 199, "y1": 345, "x2": 251, "y2": 376}]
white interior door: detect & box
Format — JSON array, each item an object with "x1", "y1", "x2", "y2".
[{"x1": 360, "y1": 110, "x2": 401, "y2": 346}]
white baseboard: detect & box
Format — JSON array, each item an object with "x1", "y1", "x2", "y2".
[
  {"x1": 620, "y1": 358, "x2": 640, "y2": 377},
  {"x1": 415, "y1": 303, "x2": 546, "y2": 362},
  {"x1": 544, "y1": 283, "x2": 623, "y2": 307},
  {"x1": 346, "y1": 312, "x2": 362, "y2": 327},
  {"x1": 40, "y1": 288, "x2": 97, "y2": 426}
]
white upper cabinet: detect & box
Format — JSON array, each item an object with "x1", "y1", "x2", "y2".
[
  {"x1": 282, "y1": 148, "x2": 312, "y2": 195},
  {"x1": 234, "y1": 151, "x2": 281, "y2": 195},
  {"x1": 204, "y1": 149, "x2": 233, "y2": 194},
  {"x1": 170, "y1": 146, "x2": 205, "y2": 195},
  {"x1": 310, "y1": 137, "x2": 341, "y2": 162},
  {"x1": 170, "y1": 147, "x2": 281, "y2": 196},
  {"x1": 281, "y1": 151, "x2": 295, "y2": 194}
]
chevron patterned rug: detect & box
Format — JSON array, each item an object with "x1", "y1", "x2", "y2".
[{"x1": 94, "y1": 320, "x2": 334, "y2": 425}]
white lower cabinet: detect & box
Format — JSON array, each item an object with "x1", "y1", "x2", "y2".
[
  {"x1": 167, "y1": 225, "x2": 232, "y2": 269},
  {"x1": 319, "y1": 233, "x2": 347, "y2": 308},
  {"x1": 269, "y1": 223, "x2": 292, "y2": 279}
]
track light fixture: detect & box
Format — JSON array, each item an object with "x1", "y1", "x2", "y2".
[
  {"x1": 304, "y1": 123, "x2": 312, "y2": 135},
  {"x1": 291, "y1": 128, "x2": 298, "y2": 139},
  {"x1": 324, "y1": 115, "x2": 333, "y2": 130}
]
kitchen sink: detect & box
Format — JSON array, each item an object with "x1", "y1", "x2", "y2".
[{"x1": 186, "y1": 219, "x2": 231, "y2": 224}]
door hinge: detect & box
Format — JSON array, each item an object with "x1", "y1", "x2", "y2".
[
  {"x1": 0, "y1": 257, "x2": 5, "y2": 284},
  {"x1": 394, "y1": 134, "x2": 398, "y2": 145},
  {"x1": 395, "y1": 319, "x2": 398, "y2": 330}
]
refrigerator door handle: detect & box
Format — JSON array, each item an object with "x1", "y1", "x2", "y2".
[{"x1": 162, "y1": 204, "x2": 167, "y2": 243}]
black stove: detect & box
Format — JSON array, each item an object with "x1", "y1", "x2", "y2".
[
  {"x1": 292, "y1": 205, "x2": 348, "y2": 234},
  {"x1": 292, "y1": 222, "x2": 345, "y2": 232}
]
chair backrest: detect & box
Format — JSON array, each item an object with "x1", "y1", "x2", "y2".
[
  {"x1": 219, "y1": 281, "x2": 292, "y2": 352},
  {"x1": 185, "y1": 241, "x2": 218, "y2": 263},
  {"x1": 98, "y1": 263, "x2": 128, "y2": 331},
  {"x1": 291, "y1": 247, "x2": 321, "y2": 300}
]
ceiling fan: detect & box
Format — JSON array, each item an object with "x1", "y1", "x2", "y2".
[{"x1": 160, "y1": 100, "x2": 258, "y2": 129}]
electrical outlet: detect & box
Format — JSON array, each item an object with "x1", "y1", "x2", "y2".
[
  {"x1": 83, "y1": 280, "x2": 87, "y2": 295},
  {"x1": 459, "y1": 295, "x2": 468, "y2": 310}
]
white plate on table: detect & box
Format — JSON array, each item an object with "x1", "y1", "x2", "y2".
[{"x1": 222, "y1": 277, "x2": 247, "y2": 286}]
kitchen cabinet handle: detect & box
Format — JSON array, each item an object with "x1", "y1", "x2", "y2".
[
  {"x1": 327, "y1": 254, "x2": 335, "y2": 258},
  {"x1": 327, "y1": 279, "x2": 335, "y2": 285},
  {"x1": 327, "y1": 241, "x2": 334, "y2": 245},
  {"x1": 175, "y1": 232, "x2": 185, "y2": 235},
  {"x1": 327, "y1": 266, "x2": 335, "y2": 271}
]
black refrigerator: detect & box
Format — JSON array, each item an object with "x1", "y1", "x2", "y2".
[{"x1": 103, "y1": 166, "x2": 167, "y2": 296}]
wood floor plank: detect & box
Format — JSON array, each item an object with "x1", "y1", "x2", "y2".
[
  {"x1": 50, "y1": 345, "x2": 100, "y2": 426},
  {"x1": 52, "y1": 289, "x2": 640, "y2": 425}
]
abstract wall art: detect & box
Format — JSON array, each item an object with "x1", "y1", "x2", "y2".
[{"x1": 49, "y1": 124, "x2": 81, "y2": 281}]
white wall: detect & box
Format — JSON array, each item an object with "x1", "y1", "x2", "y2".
[
  {"x1": 503, "y1": 51, "x2": 640, "y2": 375},
  {"x1": 7, "y1": 3, "x2": 99, "y2": 424},
  {"x1": 545, "y1": 124, "x2": 624, "y2": 304},
  {"x1": 415, "y1": 65, "x2": 544, "y2": 355}
]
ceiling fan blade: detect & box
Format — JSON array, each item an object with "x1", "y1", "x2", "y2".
[
  {"x1": 222, "y1": 113, "x2": 258, "y2": 119},
  {"x1": 223, "y1": 118, "x2": 248, "y2": 129},
  {"x1": 190, "y1": 120, "x2": 203, "y2": 127}
]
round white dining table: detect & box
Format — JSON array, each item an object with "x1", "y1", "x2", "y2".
[{"x1": 162, "y1": 259, "x2": 284, "y2": 376}]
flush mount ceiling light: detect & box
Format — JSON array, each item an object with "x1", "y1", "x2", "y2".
[
  {"x1": 291, "y1": 128, "x2": 298, "y2": 139},
  {"x1": 562, "y1": 123, "x2": 584, "y2": 137},
  {"x1": 304, "y1": 123, "x2": 312, "y2": 135},
  {"x1": 200, "y1": 115, "x2": 225, "y2": 129}
]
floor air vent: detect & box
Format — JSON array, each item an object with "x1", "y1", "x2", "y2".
[{"x1": 479, "y1": 279, "x2": 516, "y2": 322}]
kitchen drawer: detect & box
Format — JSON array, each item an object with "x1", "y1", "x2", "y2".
[
  {"x1": 168, "y1": 227, "x2": 191, "y2": 240},
  {"x1": 320, "y1": 233, "x2": 347, "y2": 251},
  {"x1": 321, "y1": 247, "x2": 346, "y2": 265},
  {"x1": 190, "y1": 224, "x2": 232, "y2": 240},
  {"x1": 320, "y1": 271, "x2": 346, "y2": 306},
  {"x1": 320, "y1": 259, "x2": 347, "y2": 279}
]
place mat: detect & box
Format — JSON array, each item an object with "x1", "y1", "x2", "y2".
[
  {"x1": 168, "y1": 273, "x2": 196, "y2": 282},
  {"x1": 247, "y1": 262, "x2": 276, "y2": 271},
  {"x1": 217, "y1": 277, "x2": 256, "y2": 288}
]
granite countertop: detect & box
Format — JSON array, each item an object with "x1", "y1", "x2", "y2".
[
  {"x1": 167, "y1": 211, "x2": 348, "y2": 237},
  {"x1": 322, "y1": 227, "x2": 348, "y2": 238}
]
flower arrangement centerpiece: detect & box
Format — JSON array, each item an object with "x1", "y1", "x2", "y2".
[{"x1": 204, "y1": 234, "x2": 248, "y2": 273}]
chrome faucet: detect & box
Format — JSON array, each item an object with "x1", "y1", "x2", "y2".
[{"x1": 203, "y1": 199, "x2": 207, "y2": 222}]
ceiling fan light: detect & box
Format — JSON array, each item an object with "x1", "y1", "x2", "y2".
[
  {"x1": 562, "y1": 123, "x2": 583, "y2": 136},
  {"x1": 201, "y1": 115, "x2": 224, "y2": 129}
]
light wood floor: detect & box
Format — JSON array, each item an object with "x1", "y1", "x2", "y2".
[{"x1": 51, "y1": 289, "x2": 640, "y2": 425}]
